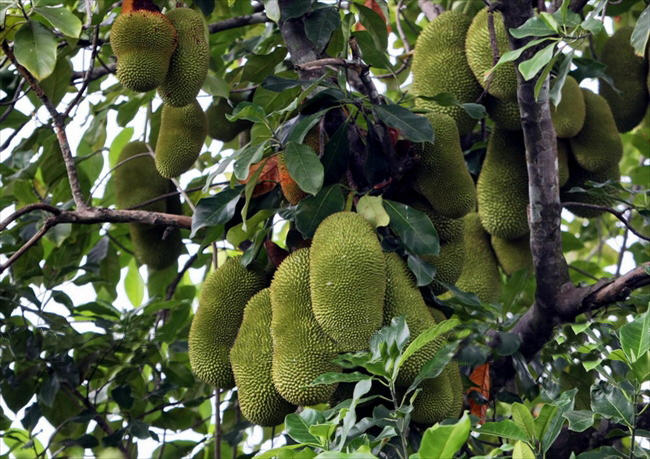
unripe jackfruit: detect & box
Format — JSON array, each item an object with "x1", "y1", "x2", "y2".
[
  {"x1": 408, "y1": 194, "x2": 464, "y2": 244},
  {"x1": 466, "y1": 8, "x2": 517, "y2": 100},
  {"x1": 111, "y1": 10, "x2": 177, "y2": 92},
  {"x1": 485, "y1": 96, "x2": 521, "y2": 131},
  {"x1": 270, "y1": 249, "x2": 341, "y2": 406},
  {"x1": 157, "y1": 8, "x2": 210, "y2": 107},
  {"x1": 422, "y1": 237, "x2": 465, "y2": 295},
  {"x1": 477, "y1": 128, "x2": 529, "y2": 239},
  {"x1": 551, "y1": 76, "x2": 585, "y2": 138},
  {"x1": 155, "y1": 100, "x2": 207, "y2": 178},
  {"x1": 599, "y1": 27, "x2": 650, "y2": 133},
  {"x1": 455, "y1": 213, "x2": 501, "y2": 303},
  {"x1": 410, "y1": 372, "x2": 457, "y2": 424},
  {"x1": 412, "y1": 113, "x2": 477, "y2": 219},
  {"x1": 277, "y1": 153, "x2": 306, "y2": 205},
  {"x1": 206, "y1": 97, "x2": 253, "y2": 143},
  {"x1": 569, "y1": 89, "x2": 623, "y2": 173},
  {"x1": 231, "y1": 289, "x2": 296, "y2": 426},
  {"x1": 188, "y1": 256, "x2": 267, "y2": 388},
  {"x1": 412, "y1": 11, "x2": 483, "y2": 134},
  {"x1": 561, "y1": 155, "x2": 620, "y2": 218},
  {"x1": 491, "y1": 234, "x2": 533, "y2": 276},
  {"x1": 557, "y1": 138, "x2": 570, "y2": 188}
]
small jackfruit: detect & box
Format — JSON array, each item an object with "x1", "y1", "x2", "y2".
[
  {"x1": 422, "y1": 237, "x2": 465, "y2": 295},
  {"x1": 412, "y1": 113, "x2": 477, "y2": 219},
  {"x1": 455, "y1": 213, "x2": 501, "y2": 303},
  {"x1": 188, "y1": 256, "x2": 267, "y2": 388},
  {"x1": 111, "y1": 10, "x2": 177, "y2": 92},
  {"x1": 231, "y1": 289, "x2": 296, "y2": 426},
  {"x1": 408, "y1": 194, "x2": 464, "y2": 244},
  {"x1": 557, "y1": 138, "x2": 570, "y2": 188},
  {"x1": 206, "y1": 97, "x2": 253, "y2": 143},
  {"x1": 412, "y1": 11, "x2": 483, "y2": 134},
  {"x1": 569, "y1": 89, "x2": 623, "y2": 173},
  {"x1": 157, "y1": 8, "x2": 210, "y2": 107},
  {"x1": 477, "y1": 128, "x2": 529, "y2": 239},
  {"x1": 561, "y1": 155, "x2": 620, "y2": 218},
  {"x1": 155, "y1": 100, "x2": 207, "y2": 178},
  {"x1": 277, "y1": 153, "x2": 307, "y2": 205},
  {"x1": 310, "y1": 212, "x2": 386, "y2": 351},
  {"x1": 270, "y1": 249, "x2": 341, "y2": 406},
  {"x1": 551, "y1": 76, "x2": 586, "y2": 138},
  {"x1": 466, "y1": 8, "x2": 517, "y2": 100},
  {"x1": 485, "y1": 96, "x2": 521, "y2": 131},
  {"x1": 491, "y1": 233, "x2": 533, "y2": 276},
  {"x1": 383, "y1": 253, "x2": 444, "y2": 387},
  {"x1": 599, "y1": 27, "x2": 650, "y2": 133}
]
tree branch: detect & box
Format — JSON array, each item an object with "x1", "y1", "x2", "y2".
[
  {"x1": 562, "y1": 202, "x2": 649, "y2": 242},
  {"x1": 0, "y1": 203, "x2": 61, "y2": 231}
]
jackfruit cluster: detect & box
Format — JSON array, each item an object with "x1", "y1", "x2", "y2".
[
  {"x1": 113, "y1": 141, "x2": 183, "y2": 270},
  {"x1": 412, "y1": 11, "x2": 483, "y2": 134}
]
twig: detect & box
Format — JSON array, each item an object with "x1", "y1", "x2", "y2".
[
  {"x1": 0, "y1": 118, "x2": 30, "y2": 152},
  {"x1": 166, "y1": 251, "x2": 200, "y2": 300},
  {"x1": 349, "y1": 37, "x2": 381, "y2": 104},
  {"x1": 63, "y1": 25, "x2": 100, "y2": 119},
  {"x1": 562, "y1": 202, "x2": 650, "y2": 242},
  {"x1": 1, "y1": 218, "x2": 56, "y2": 273},
  {"x1": 87, "y1": 152, "x2": 153, "y2": 204},
  {"x1": 616, "y1": 225, "x2": 629, "y2": 277},
  {"x1": 106, "y1": 231, "x2": 134, "y2": 255},
  {"x1": 568, "y1": 264, "x2": 600, "y2": 281},
  {"x1": 418, "y1": 0, "x2": 441, "y2": 21},
  {"x1": 395, "y1": 0, "x2": 411, "y2": 53},
  {"x1": 0, "y1": 203, "x2": 62, "y2": 231}
]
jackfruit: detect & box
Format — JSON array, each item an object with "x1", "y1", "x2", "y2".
[
  {"x1": 412, "y1": 11, "x2": 483, "y2": 134},
  {"x1": 551, "y1": 76, "x2": 585, "y2": 138},
  {"x1": 561, "y1": 155, "x2": 620, "y2": 218},
  {"x1": 157, "y1": 8, "x2": 209, "y2": 107},
  {"x1": 485, "y1": 96, "x2": 521, "y2": 131},
  {"x1": 155, "y1": 100, "x2": 207, "y2": 178},
  {"x1": 599, "y1": 27, "x2": 650, "y2": 133},
  {"x1": 111, "y1": 9, "x2": 177, "y2": 92},
  {"x1": 569, "y1": 89, "x2": 623, "y2": 173},
  {"x1": 230, "y1": 289, "x2": 296, "y2": 426},
  {"x1": 270, "y1": 249, "x2": 341, "y2": 406},
  {"x1": 410, "y1": 372, "x2": 457, "y2": 424},
  {"x1": 277, "y1": 153, "x2": 307, "y2": 205},
  {"x1": 477, "y1": 128, "x2": 529, "y2": 239},
  {"x1": 383, "y1": 253, "x2": 444, "y2": 387},
  {"x1": 422, "y1": 237, "x2": 465, "y2": 295},
  {"x1": 206, "y1": 97, "x2": 253, "y2": 143},
  {"x1": 466, "y1": 8, "x2": 517, "y2": 100},
  {"x1": 408, "y1": 194, "x2": 464, "y2": 244},
  {"x1": 310, "y1": 212, "x2": 386, "y2": 351},
  {"x1": 188, "y1": 256, "x2": 267, "y2": 388},
  {"x1": 557, "y1": 138, "x2": 570, "y2": 187},
  {"x1": 445, "y1": 361, "x2": 465, "y2": 419},
  {"x1": 113, "y1": 141, "x2": 183, "y2": 269},
  {"x1": 411, "y1": 113, "x2": 477, "y2": 219},
  {"x1": 491, "y1": 234, "x2": 533, "y2": 276},
  {"x1": 455, "y1": 213, "x2": 501, "y2": 303}
]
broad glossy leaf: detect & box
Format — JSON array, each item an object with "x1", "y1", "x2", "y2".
[
  {"x1": 476, "y1": 420, "x2": 529, "y2": 442},
  {"x1": 509, "y1": 16, "x2": 557, "y2": 38},
  {"x1": 631, "y1": 4, "x2": 650, "y2": 56},
  {"x1": 285, "y1": 413, "x2": 322, "y2": 446},
  {"x1": 373, "y1": 104, "x2": 434, "y2": 143},
  {"x1": 519, "y1": 41, "x2": 557, "y2": 81},
  {"x1": 305, "y1": 7, "x2": 340, "y2": 51},
  {"x1": 295, "y1": 184, "x2": 345, "y2": 238},
  {"x1": 618, "y1": 309, "x2": 650, "y2": 363},
  {"x1": 14, "y1": 21, "x2": 57, "y2": 80},
  {"x1": 512, "y1": 403, "x2": 536, "y2": 442},
  {"x1": 512, "y1": 441, "x2": 536, "y2": 459},
  {"x1": 34, "y1": 7, "x2": 82, "y2": 38},
  {"x1": 383, "y1": 200, "x2": 439, "y2": 256},
  {"x1": 406, "y1": 254, "x2": 436, "y2": 287},
  {"x1": 284, "y1": 141, "x2": 324, "y2": 196},
  {"x1": 242, "y1": 48, "x2": 288, "y2": 83},
  {"x1": 406, "y1": 341, "x2": 459, "y2": 393},
  {"x1": 191, "y1": 187, "x2": 242, "y2": 237},
  {"x1": 125, "y1": 259, "x2": 144, "y2": 307},
  {"x1": 590, "y1": 381, "x2": 634, "y2": 426},
  {"x1": 400, "y1": 319, "x2": 459, "y2": 369},
  {"x1": 416, "y1": 412, "x2": 471, "y2": 459},
  {"x1": 563, "y1": 410, "x2": 595, "y2": 432},
  {"x1": 357, "y1": 195, "x2": 389, "y2": 228}
]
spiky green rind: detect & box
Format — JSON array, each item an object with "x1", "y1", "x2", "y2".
[
  {"x1": 383, "y1": 253, "x2": 443, "y2": 387},
  {"x1": 111, "y1": 11, "x2": 177, "y2": 92},
  {"x1": 206, "y1": 97, "x2": 253, "y2": 142},
  {"x1": 157, "y1": 8, "x2": 209, "y2": 107},
  {"x1": 155, "y1": 100, "x2": 207, "y2": 178},
  {"x1": 422, "y1": 237, "x2": 465, "y2": 295},
  {"x1": 456, "y1": 213, "x2": 501, "y2": 303},
  {"x1": 551, "y1": 76, "x2": 586, "y2": 138},
  {"x1": 231, "y1": 289, "x2": 297, "y2": 426},
  {"x1": 412, "y1": 113, "x2": 477, "y2": 219},
  {"x1": 410, "y1": 373, "x2": 457, "y2": 424},
  {"x1": 445, "y1": 361, "x2": 464, "y2": 419},
  {"x1": 477, "y1": 128, "x2": 529, "y2": 239},
  {"x1": 466, "y1": 8, "x2": 517, "y2": 100},
  {"x1": 128, "y1": 221, "x2": 182, "y2": 270},
  {"x1": 491, "y1": 234, "x2": 532, "y2": 276},
  {"x1": 569, "y1": 89, "x2": 623, "y2": 173},
  {"x1": 557, "y1": 138, "x2": 570, "y2": 188},
  {"x1": 271, "y1": 249, "x2": 341, "y2": 406},
  {"x1": 599, "y1": 27, "x2": 650, "y2": 133},
  {"x1": 188, "y1": 257, "x2": 268, "y2": 388},
  {"x1": 310, "y1": 212, "x2": 386, "y2": 351},
  {"x1": 412, "y1": 11, "x2": 483, "y2": 134},
  {"x1": 408, "y1": 194, "x2": 464, "y2": 244},
  {"x1": 561, "y1": 156, "x2": 620, "y2": 218},
  {"x1": 486, "y1": 96, "x2": 521, "y2": 131}
]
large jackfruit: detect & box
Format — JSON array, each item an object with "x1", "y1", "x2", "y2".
[
  {"x1": 551, "y1": 76, "x2": 585, "y2": 138},
  {"x1": 491, "y1": 234, "x2": 533, "y2": 276},
  {"x1": 188, "y1": 256, "x2": 267, "y2": 388},
  {"x1": 561, "y1": 155, "x2": 620, "y2": 219},
  {"x1": 408, "y1": 194, "x2": 464, "y2": 244},
  {"x1": 206, "y1": 97, "x2": 253, "y2": 143},
  {"x1": 310, "y1": 212, "x2": 386, "y2": 351},
  {"x1": 412, "y1": 11, "x2": 483, "y2": 134},
  {"x1": 412, "y1": 113, "x2": 477, "y2": 219},
  {"x1": 422, "y1": 237, "x2": 465, "y2": 295},
  {"x1": 230, "y1": 289, "x2": 296, "y2": 426},
  {"x1": 270, "y1": 249, "x2": 341, "y2": 406},
  {"x1": 113, "y1": 141, "x2": 182, "y2": 269},
  {"x1": 599, "y1": 27, "x2": 650, "y2": 133},
  {"x1": 157, "y1": 8, "x2": 209, "y2": 107},
  {"x1": 383, "y1": 253, "x2": 444, "y2": 387},
  {"x1": 485, "y1": 95, "x2": 521, "y2": 131},
  {"x1": 569, "y1": 89, "x2": 623, "y2": 173},
  {"x1": 410, "y1": 372, "x2": 458, "y2": 424},
  {"x1": 466, "y1": 8, "x2": 517, "y2": 100},
  {"x1": 455, "y1": 213, "x2": 501, "y2": 303},
  {"x1": 477, "y1": 128, "x2": 529, "y2": 239},
  {"x1": 155, "y1": 100, "x2": 207, "y2": 178},
  {"x1": 111, "y1": 9, "x2": 177, "y2": 93}
]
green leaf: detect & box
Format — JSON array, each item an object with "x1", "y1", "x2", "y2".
[
  {"x1": 512, "y1": 441, "x2": 536, "y2": 459},
  {"x1": 489, "y1": 38, "x2": 549, "y2": 77},
  {"x1": 383, "y1": 200, "x2": 440, "y2": 256},
  {"x1": 618, "y1": 309, "x2": 650, "y2": 363},
  {"x1": 295, "y1": 184, "x2": 345, "y2": 238},
  {"x1": 233, "y1": 142, "x2": 266, "y2": 180},
  {"x1": 39, "y1": 56, "x2": 72, "y2": 108},
  {"x1": 202, "y1": 73, "x2": 229, "y2": 98},
  {"x1": 510, "y1": 16, "x2": 557, "y2": 38},
  {"x1": 461, "y1": 103, "x2": 487, "y2": 119},
  {"x1": 590, "y1": 381, "x2": 634, "y2": 426},
  {"x1": 226, "y1": 210, "x2": 274, "y2": 247},
  {"x1": 477, "y1": 420, "x2": 529, "y2": 442},
  {"x1": 353, "y1": 30, "x2": 394, "y2": 70},
  {"x1": 305, "y1": 7, "x2": 340, "y2": 51},
  {"x1": 242, "y1": 47, "x2": 288, "y2": 84},
  {"x1": 631, "y1": 4, "x2": 650, "y2": 56},
  {"x1": 309, "y1": 372, "x2": 371, "y2": 386},
  {"x1": 255, "y1": 445, "x2": 312, "y2": 459},
  {"x1": 549, "y1": 51, "x2": 574, "y2": 107},
  {"x1": 14, "y1": 21, "x2": 58, "y2": 80},
  {"x1": 125, "y1": 259, "x2": 144, "y2": 307},
  {"x1": 357, "y1": 195, "x2": 389, "y2": 228},
  {"x1": 193, "y1": 0, "x2": 214, "y2": 15},
  {"x1": 406, "y1": 254, "x2": 436, "y2": 287},
  {"x1": 285, "y1": 413, "x2": 322, "y2": 446},
  {"x1": 406, "y1": 341, "x2": 459, "y2": 393},
  {"x1": 518, "y1": 42, "x2": 557, "y2": 81},
  {"x1": 563, "y1": 410, "x2": 595, "y2": 432},
  {"x1": 416, "y1": 412, "x2": 471, "y2": 459},
  {"x1": 34, "y1": 7, "x2": 82, "y2": 38},
  {"x1": 228, "y1": 102, "x2": 267, "y2": 124},
  {"x1": 191, "y1": 187, "x2": 242, "y2": 237},
  {"x1": 284, "y1": 141, "x2": 324, "y2": 196},
  {"x1": 512, "y1": 403, "x2": 537, "y2": 442},
  {"x1": 355, "y1": 3, "x2": 388, "y2": 49},
  {"x1": 108, "y1": 128, "x2": 134, "y2": 168},
  {"x1": 373, "y1": 104, "x2": 434, "y2": 143},
  {"x1": 400, "y1": 319, "x2": 459, "y2": 370}
]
